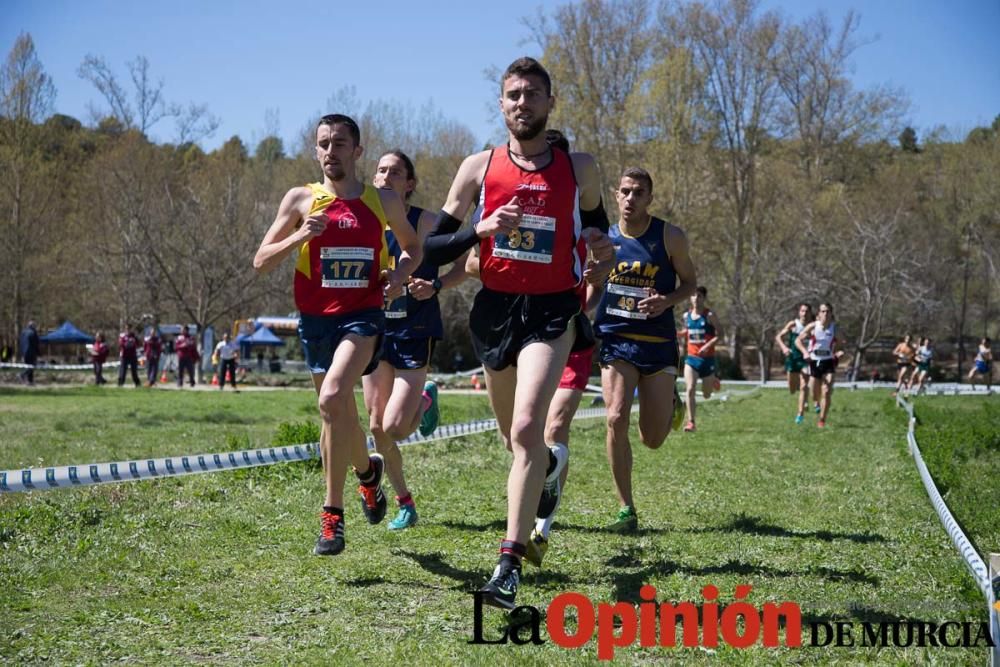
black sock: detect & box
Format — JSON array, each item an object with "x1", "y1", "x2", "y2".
[
  {"x1": 323, "y1": 506, "x2": 344, "y2": 516},
  {"x1": 545, "y1": 449, "x2": 557, "y2": 477}
]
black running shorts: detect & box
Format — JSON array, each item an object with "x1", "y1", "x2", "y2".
[{"x1": 470, "y1": 287, "x2": 588, "y2": 371}]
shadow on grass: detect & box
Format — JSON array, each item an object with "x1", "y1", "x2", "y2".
[
  {"x1": 688, "y1": 513, "x2": 885, "y2": 544},
  {"x1": 383, "y1": 549, "x2": 578, "y2": 593},
  {"x1": 605, "y1": 546, "x2": 879, "y2": 602},
  {"x1": 439, "y1": 518, "x2": 671, "y2": 536}
]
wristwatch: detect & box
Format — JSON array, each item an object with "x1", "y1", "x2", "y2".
[{"x1": 431, "y1": 278, "x2": 442, "y2": 294}]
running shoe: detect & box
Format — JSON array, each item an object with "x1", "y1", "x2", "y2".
[
  {"x1": 608, "y1": 506, "x2": 638, "y2": 533},
  {"x1": 314, "y1": 510, "x2": 345, "y2": 556},
  {"x1": 388, "y1": 503, "x2": 418, "y2": 530},
  {"x1": 713, "y1": 377, "x2": 722, "y2": 391},
  {"x1": 480, "y1": 562, "x2": 521, "y2": 610},
  {"x1": 683, "y1": 420, "x2": 696, "y2": 433},
  {"x1": 795, "y1": 414, "x2": 804, "y2": 424},
  {"x1": 357, "y1": 454, "x2": 387, "y2": 525},
  {"x1": 817, "y1": 420, "x2": 826, "y2": 428},
  {"x1": 814, "y1": 404, "x2": 821, "y2": 414},
  {"x1": 418, "y1": 381, "x2": 440, "y2": 436},
  {"x1": 537, "y1": 443, "x2": 568, "y2": 520},
  {"x1": 524, "y1": 529, "x2": 549, "y2": 567},
  {"x1": 672, "y1": 386, "x2": 686, "y2": 432}
]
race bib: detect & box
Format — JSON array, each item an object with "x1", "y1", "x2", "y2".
[
  {"x1": 385, "y1": 287, "x2": 408, "y2": 319},
  {"x1": 320, "y1": 247, "x2": 374, "y2": 288},
  {"x1": 492, "y1": 215, "x2": 555, "y2": 264},
  {"x1": 605, "y1": 283, "x2": 648, "y2": 320}
]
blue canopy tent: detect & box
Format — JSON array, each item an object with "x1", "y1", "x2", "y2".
[
  {"x1": 237, "y1": 326, "x2": 285, "y2": 347},
  {"x1": 40, "y1": 321, "x2": 94, "y2": 344},
  {"x1": 236, "y1": 325, "x2": 286, "y2": 372},
  {"x1": 39, "y1": 321, "x2": 95, "y2": 364}
]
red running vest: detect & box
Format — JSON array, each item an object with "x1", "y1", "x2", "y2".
[{"x1": 478, "y1": 147, "x2": 582, "y2": 294}]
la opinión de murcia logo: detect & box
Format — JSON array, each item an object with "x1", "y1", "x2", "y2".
[{"x1": 470, "y1": 585, "x2": 996, "y2": 660}]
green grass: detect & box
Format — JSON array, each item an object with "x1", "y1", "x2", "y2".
[
  {"x1": 908, "y1": 395, "x2": 1000, "y2": 559},
  {"x1": 1, "y1": 386, "x2": 996, "y2": 664}
]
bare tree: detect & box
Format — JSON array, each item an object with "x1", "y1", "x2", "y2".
[
  {"x1": 663, "y1": 0, "x2": 783, "y2": 374},
  {"x1": 0, "y1": 33, "x2": 57, "y2": 346}
]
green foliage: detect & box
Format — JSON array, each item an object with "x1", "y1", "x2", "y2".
[{"x1": 898, "y1": 126, "x2": 919, "y2": 152}]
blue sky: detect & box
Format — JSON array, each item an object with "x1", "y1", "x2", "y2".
[{"x1": 4, "y1": 0, "x2": 998, "y2": 151}]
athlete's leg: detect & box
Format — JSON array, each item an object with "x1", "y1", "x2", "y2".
[
  {"x1": 684, "y1": 363, "x2": 699, "y2": 426},
  {"x1": 796, "y1": 372, "x2": 809, "y2": 417},
  {"x1": 637, "y1": 371, "x2": 677, "y2": 448},
  {"x1": 788, "y1": 370, "x2": 800, "y2": 394},
  {"x1": 702, "y1": 371, "x2": 715, "y2": 399},
  {"x1": 362, "y1": 362, "x2": 408, "y2": 497},
  {"x1": 504, "y1": 330, "x2": 574, "y2": 547},
  {"x1": 819, "y1": 371, "x2": 834, "y2": 422},
  {"x1": 603, "y1": 360, "x2": 640, "y2": 508},
  {"x1": 545, "y1": 387, "x2": 583, "y2": 488},
  {"x1": 316, "y1": 335, "x2": 378, "y2": 509},
  {"x1": 486, "y1": 365, "x2": 517, "y2": 452},
  {"x1": 383, "y1": 367, "x2": 430, "y2": 440}
]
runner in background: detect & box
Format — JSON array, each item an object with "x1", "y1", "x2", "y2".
[
  {"x1": 678, "y1": 287, "x2": 723, "y2": 433},
  {"x1": 775, "y1": 303, "x2": 815, "y2": 424}
]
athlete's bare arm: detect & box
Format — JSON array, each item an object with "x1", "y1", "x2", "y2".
[
  {"x1": 380, "y1": 188, "x2": 421, "y2": 298},
  {"x1": 584, "y1": 283, "x2": 604, "y2": 315},
  {"x1": 795, "y1": 322, "x2": 816, "y2": 357},
  {"x1": 775, "y1": 320, "x2": 796, "y2": 355},
  {"x1": 253, "y1": 187, "x2": 316, "y2": 273},
  {"x1": 700, "y1": 310, "x2": 724, "y2": 354},
  {"x1": 464, "y1": 246, "x2": 481, "y2": 280},
  {"x1": 637, "y1": 223, "x2": 696, "y2": 316},
  {"x1": 571, "y1": 152, "x2": 615, "y2": 275}
]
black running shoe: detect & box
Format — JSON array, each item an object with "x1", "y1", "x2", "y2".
[
  {"x1": 357, "y1": 453, "x2": 387, "y2": 525},
  {"x1": 536, "y1": 443, "x2": 568, "y2": 520},
  {"x1": 479, "y1": 562, "x2": 521, "y2": 610},
  {"x1": 314, "y1": 510, "x2": 345, "y2": 556}
]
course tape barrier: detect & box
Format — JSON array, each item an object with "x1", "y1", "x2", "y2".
[
  {"x1": 0, "y1": 408, "x2": 611, "y2": 495},
  {"x1": 896, "y1": 395, "x2": 999, "y2": 660},
  {"x1": 1, "y1": 361, "x2": 121, "y2": 371}
]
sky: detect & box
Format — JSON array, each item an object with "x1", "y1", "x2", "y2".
[{"x1": 3, "y1": 0, "x2": 999, "y2": 152}]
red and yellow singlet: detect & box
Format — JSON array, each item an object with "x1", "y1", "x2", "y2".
[{"x1": 293, "y1": 183, "x2": 390, "y2": 316}]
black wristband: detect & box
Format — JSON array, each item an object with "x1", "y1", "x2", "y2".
[
  {"x1": 580, "y1": 198, "x2": 610, "y2": 233},
  {"x1": 431, "y1": 278, "x2": 442, "y2": 293}
]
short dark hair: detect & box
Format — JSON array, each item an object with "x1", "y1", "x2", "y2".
[
  {"x1": 318, "y1": 113, "x2": 361, "y2": 146},
  {"x1": 621, "y1": 167, "x2": 653, "y2": 193},
  {"x1": 696, "y1": 286, "x2": 708, "y2": 298},
  {"x1": 798, "y1": 302, "x2": 813, "y2": 313},
  {"x1": 545, "y1": 129, "x2": 570, "y2": 153},
  {"x1": 501, "y1": 57, "x2": 551, "y2": 96},
  {"x1": 380, "y1": 149, "x2": 417, "y2": 200}
]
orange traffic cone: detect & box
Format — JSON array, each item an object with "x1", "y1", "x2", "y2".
[
  {"x1": 471, "y1": 373, "x2": 481, "y2": 391},
  {"x1": 211, "y1": 373, "x2": 219, "y2": 386},
  {"x1": 160, "y1": 371, "x2": 168, "y2": 383}
]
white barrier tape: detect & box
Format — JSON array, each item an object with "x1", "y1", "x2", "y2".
[
  {"x1": 0, "y1": 443, "x2": 319, "y2": 494},
  {"x1": 896, "y1": 395, "x2": 991, "y2": 599},
  {"x1": 0, "y1": 408, "x2": 611, "y2": 495},
  {"x1": 1, "y1": 361, "x2": 121, "y2": 371}
]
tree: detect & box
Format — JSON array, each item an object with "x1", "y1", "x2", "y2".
[
  {"x1": 899, "y1": 126, "x2": 918, "y2": 152},
  {"x1": 663, "y1": 0, "x2": 783, "y2": 374},
  {"x1": 0, "y1": 33, "x2": 57, "y2": 348},
  {"x1": 527, "y1": 0, "x2": 654, "y2": 178}
]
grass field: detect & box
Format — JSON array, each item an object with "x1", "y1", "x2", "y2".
[{"x1": 1, "y1": 385, "x2": 996, "y2": 664}]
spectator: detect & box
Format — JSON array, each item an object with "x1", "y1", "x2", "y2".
[
  {"x1": 117, "y1": 326, "x2": 141, "y2": 387},
  {"x1": 19, "y1": 320, "x2": 40, "y2": 385},
  {"x1": 143, "y1": 328, "x2": 163, "y2": 387},
  {"x1": 0, "y1": 338, "x2": 12, "y2": 363},
  {"x1": 214, "y1": 332, "x2": 240, "y2": 391},
  {"x1": 176, "y1": 325, "x2": 198, "y2": 387},
  {"x1": 91, "y1": 331, "x2": 110, "y2": 385}
]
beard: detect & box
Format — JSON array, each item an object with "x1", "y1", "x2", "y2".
[
  {"x1": 505, "y1": 112, "x2": 548, "y2": 141},
  {"x1": 325, "y1": 164, "x2": 347, "y2": 181}
]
